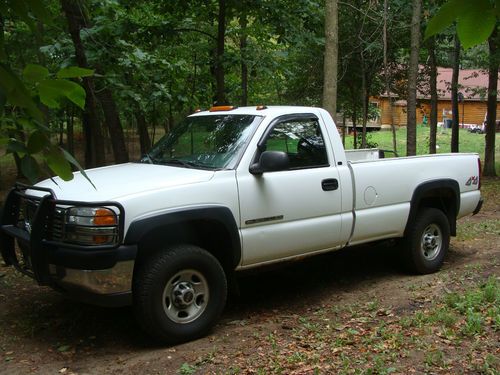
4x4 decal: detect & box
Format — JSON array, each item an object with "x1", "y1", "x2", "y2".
[{"x1": 465, "y1": 176, "x2": 479, "y2": 186}]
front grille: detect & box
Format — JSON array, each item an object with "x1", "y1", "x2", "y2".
[
  {"x1": 17, "y1": 197, "x2": 39, "y2": 234},
  {"x1": 50, "y1": 209, "x2": 65, "y2": 241},
  {"x1": 16, "y1": 196, "x2": 62, "y2": 241}
]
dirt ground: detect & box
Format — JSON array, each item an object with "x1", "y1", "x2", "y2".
[{"x1": 0, "y1": 178, "x2": 498, "y2": 375}]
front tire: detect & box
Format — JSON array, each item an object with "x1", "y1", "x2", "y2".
[
  {"x1": 402, "y1": 208, "x2": 450, "y2": 274},
  {"x1": 133, "y1": 244, "x2": 227, "y2": 344}
]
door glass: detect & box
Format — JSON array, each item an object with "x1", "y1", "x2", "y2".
[{"x1": 265, "y1": 118, "x2": 328, "y2": 169}]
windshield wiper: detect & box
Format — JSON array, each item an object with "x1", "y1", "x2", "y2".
[
  {"x1": 141, "y1": 153, "x2": 155, "y2": 164},
  {"x1": 162, "y1": 159, "x2": 197, "y2": 168}
]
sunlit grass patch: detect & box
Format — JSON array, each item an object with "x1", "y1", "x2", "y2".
[{"x1": 456, "y1": 219, "x2": 500, "y2": 240}]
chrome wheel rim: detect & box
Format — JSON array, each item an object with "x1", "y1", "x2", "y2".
[
  {"x1": 162, "y1": 269, "x2": 209, "y2": 324},
  {"x1": 421, "y1": 224, "x2": 442, "y2": 261}
]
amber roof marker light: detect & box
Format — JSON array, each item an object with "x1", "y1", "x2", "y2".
[
  {"x1": 209, "y1": 105, "x2": 237, "y2": 112},
  {"x1": 256, "y1": 105, "x2": 268, "y2": 110}
]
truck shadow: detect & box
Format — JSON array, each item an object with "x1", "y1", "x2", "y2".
[{"x1": 228, "y1": 241, "x2": 404, "y2": 315}]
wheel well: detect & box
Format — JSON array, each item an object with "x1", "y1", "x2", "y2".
[
  {"x1": 405, "y1": 183, "x2": 459, "y2": 237},
  {"x1": 134, "y1": 219, "x2": 238, "y2": 274}
]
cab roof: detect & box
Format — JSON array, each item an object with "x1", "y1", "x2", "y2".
[{"x1": 189, "y1": 105, "x2": 325, "y2": 118}]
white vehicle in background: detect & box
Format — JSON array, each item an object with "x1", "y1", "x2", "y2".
[{"x1": 1, "y1": 105, "x2": 483, "y2": 344}]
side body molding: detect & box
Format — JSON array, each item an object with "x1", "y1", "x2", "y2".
[{"x1": 124, "y1": 206, "x2": 242, "y2": 268}]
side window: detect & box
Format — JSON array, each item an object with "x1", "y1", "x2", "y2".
[{"x1": 264, "y1": 118, "x2": 328, "y2": 169}]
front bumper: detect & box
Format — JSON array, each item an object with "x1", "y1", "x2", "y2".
[
  {"x1": 0, "y1": 184, "x2": 136, "y2": 307},
  {"x1": 49, "y1": 260, "x2": 135, "y2": 307}
]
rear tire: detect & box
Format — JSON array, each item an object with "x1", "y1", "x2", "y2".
[
  {"x1": 402, "y1": 208, "x2": 450, "y2": 274},
  {"x1": 133, "y1": 244, "x2": 227, "y2": 344}
]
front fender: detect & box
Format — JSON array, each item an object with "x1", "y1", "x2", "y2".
[{"x1": 124, "y1": 206, "x2": 241, "y2": 268}]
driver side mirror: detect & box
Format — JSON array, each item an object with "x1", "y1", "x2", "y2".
[{"x1": 249, "y1": 151, "x2": 289, "y2": 175}]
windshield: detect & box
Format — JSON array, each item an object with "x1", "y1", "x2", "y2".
[{"x1": 141, "y1": 114, "x2": 261, "y2": 170}]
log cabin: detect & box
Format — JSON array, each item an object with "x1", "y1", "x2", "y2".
[{"x1": 371, "y1": 67, "x2": 500, "y2": 129}]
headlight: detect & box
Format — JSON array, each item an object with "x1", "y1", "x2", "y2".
[
  {"x1": 63, "y1": 207, "x2": 119, "y2": 246},
  {"x1": 67, "y1": 207, "x2": 117, "y2": 226}
]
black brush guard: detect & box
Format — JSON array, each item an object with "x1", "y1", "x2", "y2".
[{"x1": 0, "y1": 183, "x2": 125, "y2": 286}]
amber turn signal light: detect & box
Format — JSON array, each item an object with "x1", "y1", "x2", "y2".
[
  {"x1": 209, "y1": 105, "x2": 237, "y2": 112},
  {"x1": 93, "y1": 208, "x2": 117, "y2": 226}
]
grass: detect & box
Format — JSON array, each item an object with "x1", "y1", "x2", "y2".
[
  {"x1": 343, "y1": 126, "x2": 500, "y2": 173},
  {"x1": 178, "y1": 363, "x2": 197, "y2": 375},
  {"x1": 457, "y1": 219, "x2": 500, "y2": 241}
]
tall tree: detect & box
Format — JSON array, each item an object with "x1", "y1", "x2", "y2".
[
  {"x1": 239, "y1": 11, "x2": 248, "y2": 106},
  {"x1": 383, "y1": 0, "x2": 397, "y2": 155},
  {"x1": 61, "y1": 0, "x2": 105, "y2": 168},
  {"x1": 135, "y1": 111, "x2": 151, "y2": 156},
  {"x1": 406, "y1": 0, "x2": 422, "y2": 156},
  {"x1": 450, "y1": 33, "x2": 460, "y2": 153},
  {"x1": 428, "y1": 36, "x2": 438, "y2": 154},
  {"x1": 215, "y1": 0, "x2": 226, "y2": 105},
  {"x1": 96, "y1": 88, "x2": 129, "y2": 163},
  {"x1": 360, "y1": 48, "x2": 368, "y2": 148},
  {"x1": 484, "y1": 26, "x2": 499, "y2": 176},
  {"x1": 323, "y1": 0, "x2": 338, "y2": 121}
]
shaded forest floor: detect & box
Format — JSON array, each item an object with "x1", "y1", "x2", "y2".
[{"x1": 0, "y1": 172, "x2": 498, "y2": 374}]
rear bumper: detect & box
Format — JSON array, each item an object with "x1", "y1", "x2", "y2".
[{"x1": 0, "y1": 184, "x2": 135, "y2": 307}]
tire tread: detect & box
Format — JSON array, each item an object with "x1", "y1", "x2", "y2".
[
  {"x1": 133, "y1": 244, "x2": 227, "y2": 343},
  {"x1": 401, "y1": 207, "x2": 450, "y2": 274}
]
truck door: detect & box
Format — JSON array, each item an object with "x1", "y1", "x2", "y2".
[{"x1": 236, "y1": 114, "x2": 343, "y2": 266}]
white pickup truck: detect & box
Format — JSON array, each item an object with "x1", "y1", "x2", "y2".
[{"x1": 0, "y1": 106, "x2": 483, "y2": 343}]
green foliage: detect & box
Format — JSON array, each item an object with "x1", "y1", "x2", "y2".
[
  {"x1": 38, "y1": 79, "x2": 86, "y2": 109},
  {"x1": 0, "y1": 0, "x2": 53, "y2": 32},
  {"x1": 0, "y1": 64, "x2": 42, "y2": 120},
  {"x1": 23, "y1": 64, "x2": 49, "y2": 83},
  {"x1": 355, "y1": 132, "x2": 378, "y2": 149},
  {"x1": 56, "y1": 67, "x2": 94, "y2": 79},
  {"x1": 0, "y1": 0, "x2": 496, "y2": 188},
  {"x1": 178, "y1": 362, "x2": 197, "y2": 375},
  {"x1": 0, "y1": 2, "x2": 94, "y2": 184},
  {"x1": 442, "y1": 276, "x2": 499, "y2": 337},
  {"x1": 425, "y1": 0, "x2": 499, "y2": 49}
]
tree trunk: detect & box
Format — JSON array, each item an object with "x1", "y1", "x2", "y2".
[
  {"x1": 135, "y1": 111, "x2": 151, "y2": 156},
  {"x1": 214, "y1": 0, "x2": 226, "y2": 105},
  {"x1": 167, "y1": 102, "x2": 174, "y2": 134},
  {"x1": 342, "y1": 112, "x2": 346, "y2": 147},
  {"x1": 360, "y1": 52, "x2": 368, "y2": 148},
  {"x1": 451, "y1": 33, "x2": 460, "y2": 153},
  {"x1": 240, "y1": 13, "x2": 248, "y2": 107},
  {"x1": 61, "y1": 0, "x2": 105, "y2": 168},
  {"x1": 59, "y1": 117, "x2": 64, "y2": 146},
  {"x1": 406, "y1": 0, "x2": 421, "y2": 156},
  {"x1": 96, "y1": 88, "x2": 129, "y2": 163},
  {"x1": 322, "y1": 0, "x2": 338, "y2": 122},
  {"x1": 190, "y1": 53, "x2": 198, "y2": 112},
  {"x1": 428, "y1": 36, "x2": 438, "y2": 154},
  {"x1": 484, "y1": 27, "x2": 498, "y2": 176},
  {"x1": 352, "y1": 103, "x2": 358, "y2": 149},
  {"x1": 383, "y1": 0, "x2": 397, "y2": 155}
]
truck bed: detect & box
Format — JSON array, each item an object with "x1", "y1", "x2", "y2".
[{"x1": 347, "y1": 153, "x2": 481, "y2": 245}]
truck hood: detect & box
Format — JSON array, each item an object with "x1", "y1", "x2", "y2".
[{"x1": 34, "y1": 163, "x2": 215, "y2": 201}]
